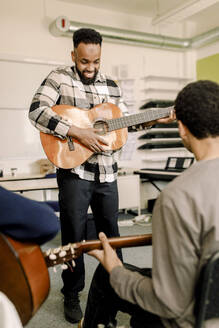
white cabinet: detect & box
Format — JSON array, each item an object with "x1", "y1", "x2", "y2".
[{"x1": 117, "y1": 174, "x2": 141, "y2": 215}]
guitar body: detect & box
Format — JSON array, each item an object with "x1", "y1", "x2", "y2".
[
  {"x1": 0, "y1": 233, "x2": 50, "y2": 325},
  {"x1": 40, "y1": 103, "x2": 128, "y2": 169}
]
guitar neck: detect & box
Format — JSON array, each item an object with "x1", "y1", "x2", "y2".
[
  {"x1": 79, "y1": 234, "x2": 152, "y2": 252},
  {"x1": 107, "y1": 107, "x2": 172, "y2": 131},
  {"x1": 44, "y1": 234, "x2": 152, "y2": 268}
]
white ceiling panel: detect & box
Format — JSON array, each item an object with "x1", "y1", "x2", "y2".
[{"x1": 58, "y1": 0, "x2": 186, "y2": 17}]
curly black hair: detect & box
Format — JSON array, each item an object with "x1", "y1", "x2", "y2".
[
  {"x1": 174, "y1": 80, "x2": 219, "y2": 139},
  {"x1": 73, "y1": 28, "x2": 102, "y2": 48}
]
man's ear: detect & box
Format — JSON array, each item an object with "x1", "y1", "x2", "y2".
[
  {"x1": 71, "y1": 51, "x2": 75, "y2": 63},
  {"x1": 178, "y1": 120, "x2": 188, "y2": 139}
]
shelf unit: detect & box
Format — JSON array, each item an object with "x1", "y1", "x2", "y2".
[
  {"x1": 117, "y1": 74, "x2": 194, "y2": 170},
  {"x1": 138, "y1": 75, "x2": 193, "y2": 166},
  {"x1": 116, "y1": 74, "x2": 194, "y2": 210},
  {"x1": 141, "y1": 75, "x2": 192, "y2": 83},
  {"x1": 138, "y1": 120, "x2": 193, "y2": 170},
  {"x1": 139, "y1": 75, "x2": 193, "y2": 107}
]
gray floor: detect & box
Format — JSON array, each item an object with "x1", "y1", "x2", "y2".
[{"x1": 26, "y1": 214, "x2": 152, "y2": 328}]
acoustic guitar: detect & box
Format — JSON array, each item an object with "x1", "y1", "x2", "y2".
[
  {"x1": 0, "y1": 232, "x2": 152, "y2": 325},
  {"x1": 40, "y1": 103, "x2": 172, "y2": 169}
]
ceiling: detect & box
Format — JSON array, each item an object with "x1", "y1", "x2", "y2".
[{"x1": 59, "y1": 0, "x2": 219, "y2": 36}]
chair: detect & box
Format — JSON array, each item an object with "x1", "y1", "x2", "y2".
[{"x1": 195, "y1": 250, "x2": 219, "y2": 328}]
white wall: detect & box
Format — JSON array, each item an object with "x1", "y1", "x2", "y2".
[
  {"x1": 0, "y1": 0, "x2": 196, "y2": 170},
  {"x1": 0, "y1": 0, "x2": 208, "y2": 206}
]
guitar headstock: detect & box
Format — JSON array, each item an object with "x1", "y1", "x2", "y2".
[{"x1": 44, "y1": 242, "x2": 84, "y2": 269}]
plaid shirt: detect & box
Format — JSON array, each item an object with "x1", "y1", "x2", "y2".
[{"x1": 29, "y1": 66, "x2": 128, "y2": 182}]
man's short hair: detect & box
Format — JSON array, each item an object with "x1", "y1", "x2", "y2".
[
  {"x1": 73, "y1": 28, "x2": 102, "y2": 48},
  {"x1": 175, "y1": 80, "x2": 219, "y2": 139}
]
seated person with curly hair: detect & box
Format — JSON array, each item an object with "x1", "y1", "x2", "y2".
[{"x1": 79, "y1": 80, "x2": 219, "y2": 328}]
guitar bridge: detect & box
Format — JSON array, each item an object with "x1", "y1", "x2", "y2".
[{"x1": 67, "y1": 136, "x2": 74, "y2": 151}]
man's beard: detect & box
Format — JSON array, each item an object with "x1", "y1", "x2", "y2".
[{"x1": 76, "y1": 65, "x2": 98, "y2": 85}]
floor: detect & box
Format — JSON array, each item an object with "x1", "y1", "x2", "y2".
[{"x1": 25, "y1": 212, "x2": 152, "y2": 328}]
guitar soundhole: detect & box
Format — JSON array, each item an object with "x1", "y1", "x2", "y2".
[{"x1": 93, "y1": 119, "x2": 108, "y2": 136}]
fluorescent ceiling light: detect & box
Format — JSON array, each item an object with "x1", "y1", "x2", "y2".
[{"x1": 152, "y1": 0, "x2": 219, "y2": 25}]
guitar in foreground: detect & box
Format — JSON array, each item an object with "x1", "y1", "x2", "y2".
[
  {"x1": 0, "y1": 232, "x2": 152, "y2": 325},
  {"x1": 40, "y1": 103, "x2": 172, "y2": 169}
]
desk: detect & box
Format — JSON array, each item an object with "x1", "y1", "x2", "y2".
[
  {"x1": 0, "y1": 174, "x2": 58, "y2": 201},
  {"x1": 0, "y1": 174, "x2": 141, "y2": 214}
]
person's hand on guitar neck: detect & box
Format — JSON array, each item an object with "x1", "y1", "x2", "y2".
[
  {"x1": 67, "y1": 125, "x2": 109, "y2": 153},
  {"x1": 88, "y1": 232, "x2": 123, "y2": 273},
  {"x1": 141, "y1": 107, "x2": 176, "y2": 130}
]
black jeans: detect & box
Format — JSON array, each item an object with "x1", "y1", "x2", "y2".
[
  {"x1": 83, "y1": 264, "x2": 164, "y2": 328},
  {"x1": 56, "y1": 169, "x2": 122, "y2": 297}
]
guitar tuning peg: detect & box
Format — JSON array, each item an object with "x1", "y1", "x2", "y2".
[
  {"x1": 63, "y1": 243, "x2": 71, "y2": 251},
  {"x1": 59, "y1": 250, "x2": 67, "y2": 257},
  {"x1": 61, "y1": 264, "x2": 68, "y2": 270},
  {"x1": 49, "y1": 253, "x2": 57, "y2": 260},
  {"x1": 53, "y1": 247, "x2": 61, "y2": 254},
  {"x1": 72, "y1": 260, "x2": 76, "y2": 267},
  {"x1": 70, "y1": 246, "x2": 75, "y2": 254}
]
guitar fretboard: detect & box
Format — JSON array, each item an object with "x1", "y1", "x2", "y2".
[
  {"x1": 107, "y1": 107, "x2": 172, "y2": 131},
  {"x1": 44, "y1": 233, "x2": 152, "y2": 267}
]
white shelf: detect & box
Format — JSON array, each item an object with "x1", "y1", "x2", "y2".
[
  {"x1": 139, "y1": 97, "x2": 176, "y2": 105},
  {"x1": 139, "y1": 75, "x2": 193, "y2": 105},
  {"x1": 141, "y1": 87, "x2": 180, "y2": 93},
  {"x1": 141, "y1": 75, "x2": 192, "y2": 83},
  {"x1": 139, "y1": 98, "x2": 175, "y2": 105}
]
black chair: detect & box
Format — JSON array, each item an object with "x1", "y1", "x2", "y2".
[{"x1": 195, "y1": 250, "x2": 219, "y2": 328}]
